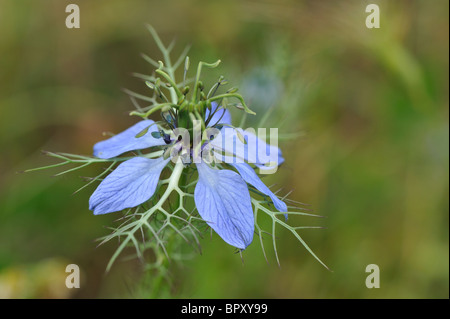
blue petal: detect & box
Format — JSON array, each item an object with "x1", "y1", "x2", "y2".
[
  {"x1": 89, "y1": 157, "x2": 169, "y2": 215},
  {"x1": 205, "y1": 102, "x2": 232, "y2": 126},
  {"x1": 93, "y1": 120, "x2": 165, "y2": 159},
  {"x1": 231, "y1": 162, "x2": 287, "y2": 213},
  {"x1": 194, "y1": 162, "x2": 254, "y2": 249},
  {"x1": 211, "y1": 127, "x2": 283, "y2": 167}
]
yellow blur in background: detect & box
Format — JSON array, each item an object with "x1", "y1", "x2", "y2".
[{"x1": 0, "y1": 0, "x2": 448, "y2": 298}]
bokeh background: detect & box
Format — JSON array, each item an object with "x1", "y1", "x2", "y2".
[{"x1": 0, "y1": 0, "x2": 448, "y2": 298}]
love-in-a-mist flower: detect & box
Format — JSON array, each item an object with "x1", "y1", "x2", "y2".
[
  {"x1": 89, "y1": 102, "x2": 287, "y2": 249},
  {"x1": 27, "y1": 26, "x2": 328, "y2": 271}
]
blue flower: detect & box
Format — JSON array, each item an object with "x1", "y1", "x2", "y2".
[{"x1": 89, "y1": 103, "x2": 287, "y2": 250}]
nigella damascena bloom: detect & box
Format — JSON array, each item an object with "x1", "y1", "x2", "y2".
[
  {"x1": 25, "y1": 26, "x2": 327, "y2": 271},
  {"x1": 89, "y1": 103, "x2": 287, "y2": 249}
]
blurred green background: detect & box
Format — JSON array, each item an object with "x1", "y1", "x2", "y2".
[{"x1": 0, "y1": 0, "x2": 448, "y2": 298}]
